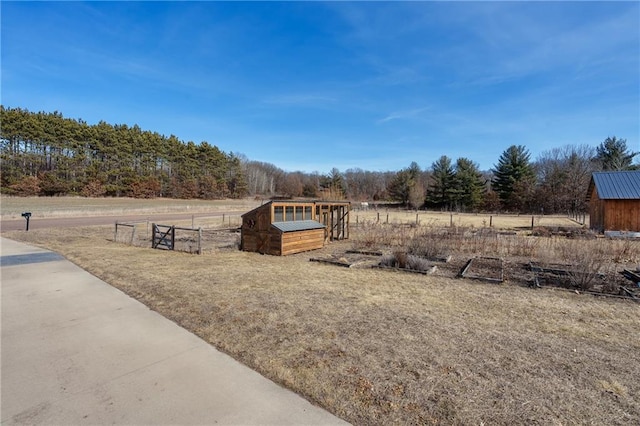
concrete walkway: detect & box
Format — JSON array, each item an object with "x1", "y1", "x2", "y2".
[{"x1": 0, "y1": 238, "x2": 347, "y2": 425}]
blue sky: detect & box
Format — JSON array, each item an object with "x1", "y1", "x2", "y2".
[{"x1": 2, "y1": 1, "x2": 638, "y2": 174}]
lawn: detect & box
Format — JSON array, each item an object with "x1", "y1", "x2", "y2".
[{"x1": 2, "y1": 197, "x2": 638, "y2": 424}]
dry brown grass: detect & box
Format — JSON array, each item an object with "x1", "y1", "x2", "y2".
[
  {"x1": 352, "y1": 208, "x2": 586, "y2": 229},
  {"x1": 5, "y1": 224, "x2": 639, "y2": 425},
  {"x1": 0, "y1": 195, "x2": 260, "y2": 219}
]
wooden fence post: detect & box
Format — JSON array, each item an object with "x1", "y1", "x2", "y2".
[
  {"x1": 198, "y1": 227, "x2": 202, "y2": 255},
  {"x1": 130, "y1": 225, "x2": 136, "y2": 245}
]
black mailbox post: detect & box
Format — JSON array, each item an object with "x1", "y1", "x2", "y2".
[{"x1": 21, "y1": 212, "x2": 32, "y2": 231}]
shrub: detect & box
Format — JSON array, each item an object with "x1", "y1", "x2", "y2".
[
  {"x1": 557, "y1": 239, "x2": 611, "y2": 291},
  {"x1": 352, "y1": 222, "x2": 412, "y2": 250},
  {"x1": 407, "y1": 227, "x2": 450, "y2": 259},
  {"x1": 405, "y1": 255, "x2": 433, "y2": 272},
  {"x1": 9, "y1": 175, "x2": 40, "y2": 196},
  {"x1": 380, "y1": 252, "x2": 433, "y2": 272},
  {"x1": 80, "y1": 180, "x2": 107, "y2": 197}
]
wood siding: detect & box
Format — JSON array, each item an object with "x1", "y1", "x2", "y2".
[
  {"x1": 589, "y1": 186, "x2": 640, "y2": 232},
  {"x1": 241, "y1": 200, "x2": 350, "y2": 255},
  {"x1": 588, "y1": 186, "x2": 605, "y2": 233},
  {"x1": 602, "y1": 200, "x2": 640, "y2": 232},
  {"x1": 280, "y1": 228, "x2": 325, "y2": 256},
  {"x1": 241, "y1": 226, "x2": 324, "y2": 256},
  {"x1": 240, "y1": 206, "x2": 272, "y2": 254}
]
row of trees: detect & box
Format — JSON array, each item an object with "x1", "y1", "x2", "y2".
[
  {"x1": 1, "y1": 106, "x2": 637, "y2": 214},
  {"x1": 0, "y1": 107, "x2": 247, "y2": 198},
  {"x1": 242, "y1": 137, "x2": 636, "y2": 214}
]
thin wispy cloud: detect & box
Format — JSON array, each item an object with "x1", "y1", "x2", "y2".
[
  {"x1": 378, "y1": 107, "x2": 431, "y2": 124},
  {"x1": 2, "y1": 1, "x2": 637, "y2": 173}
]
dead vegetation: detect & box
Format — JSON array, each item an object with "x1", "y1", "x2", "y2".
[
  {"x1": 352, "y1": 221, "x2": 638, "y2": 297},
  {"x1": 4, "y1": 218, "x2": 640, "y2": 425},
  {"x1": 0, "y1": 195, "x2": 260, "y2": 219}
]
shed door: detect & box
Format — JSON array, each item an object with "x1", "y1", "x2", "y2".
[{"x1": 257, "y1": 232, "x2": 270, "y2": 254}]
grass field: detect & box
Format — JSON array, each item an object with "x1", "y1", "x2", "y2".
[
  {"x1": 0, "y1": 195, "x2": 261, "y2": 219},
  {"x1": 351, "y1": 208, "x2": 587, "y2": 230},
  {"x1": 2, "y1": 197, "x2": 639, "y2": 424},
  {"x1": 1, "y1": 195, "x2": 586, "y2": 229}
]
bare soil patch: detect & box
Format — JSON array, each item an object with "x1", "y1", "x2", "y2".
[
  {"x1": 459, "y1": 257, "x2": 504, "y2": 282},
  {"x1": 5, "y1": 220, "x2": 640, "y2": 425}
]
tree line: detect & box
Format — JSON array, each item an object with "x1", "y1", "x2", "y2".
[
  {"x1": 238, "y1": 138, "x2": 637, "y2": 215},
  {"x1": 1, "y1": 106, "x2": 247, "y2": 198},
  {"x1": 1, "y1": 106, "x2": 637, "y2": 214}
]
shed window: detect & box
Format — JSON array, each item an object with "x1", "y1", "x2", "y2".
[
  {"x1": 274, "y1": 206, "x2": 284, "y2": 222},
  {"x1": 295, "y1": 207, "x2": 304, "y2": 221},
  {"x1": 285, "y1": 206, "x2": 294, "y2": 221},
  {"x1": 305, "y1": 206, "x2": 312, "y2": 220}
]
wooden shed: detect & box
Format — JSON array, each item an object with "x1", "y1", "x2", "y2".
[
  {"x1": 241, "y1": 200, "x2": 350, "y2": 255},
  {"x1": 587, "y1": 171, "x2": 640, "y2": 233}
]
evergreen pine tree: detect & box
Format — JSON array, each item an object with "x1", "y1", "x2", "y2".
[
  {"x1": 492, "y1": 145, "x2": 535, "y2": 211},
  {"x1": 594, "y1": 136, "x2": 638, "y2": 170},
  {"x1": 426, "y1": 155, "x2": 455, "y2": 210},
  {"x1": 453, "y1": 157, "x2": 485, "y2": 212}
]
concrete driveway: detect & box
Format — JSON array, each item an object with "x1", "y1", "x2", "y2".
[{"x1": 0, "y1": 237, "x2": 347, "y2": 425}]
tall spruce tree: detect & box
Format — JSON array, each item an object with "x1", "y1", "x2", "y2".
[
  {"x1": 426, "y1": 155, "x2": 455, "y2": 210},
  {"x1": 492, "y1": 145, "x2": 535, "y2": 211},
  {"x1": 453, "y1": 157, "x2": 485, "y2": 212}
]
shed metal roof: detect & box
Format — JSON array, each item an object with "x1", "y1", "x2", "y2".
[
  {"x1": 589, "y1": 171, "x2": 640, "y2": 200},
  {"x1": 271, "y1": 220, "x2": 326, "y2": 232}
]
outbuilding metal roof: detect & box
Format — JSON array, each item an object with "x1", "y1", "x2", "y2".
[
  {"x1": 589, "y1": 171, "x2": 640, "y2": 200},
  {"x1": 271, "y1": 220, "x2": 326, "y2": 232}
]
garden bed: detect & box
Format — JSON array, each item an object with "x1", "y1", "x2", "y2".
[{"x1": 459, "y1": 257, "x2": 504, "y2": 283}]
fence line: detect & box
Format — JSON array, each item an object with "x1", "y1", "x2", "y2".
[
  {"x1": 114, "y1": 221, "x2": 141, "y2": 245},
  {"x1": 151, "y1": 223, "x2": 202, "y2": 254}
]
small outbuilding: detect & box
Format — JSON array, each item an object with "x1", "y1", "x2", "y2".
[
  {"x1": 587, "y1": 170, "x2": 640, "y2": 233},
  {"x1": 241, "y1": 200, "x2": 350, "y2": 255}
]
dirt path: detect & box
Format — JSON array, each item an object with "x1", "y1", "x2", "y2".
[{"x1": 0, "y1": 212, "x2": 238, "y2": 232}]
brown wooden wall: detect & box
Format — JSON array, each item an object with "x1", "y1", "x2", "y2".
[
  {"x1": 280, "y1": 228, "x2": 325, "y2": 256},
  {"x1": 588, "y1": 187, "x2": 605, "y2": 232},
  {"x1": 602, "y1": 200, "x2": 640, "y2": 232},
  {"x1": 240, "y1": 206, "x2": 272, "y2": 254},
  {"x1": 589, "y1": 187, "x2": 640, "y2": 232},
  {"x1": 241, "y1": 227, "x2": 324, "y2": 256}
]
